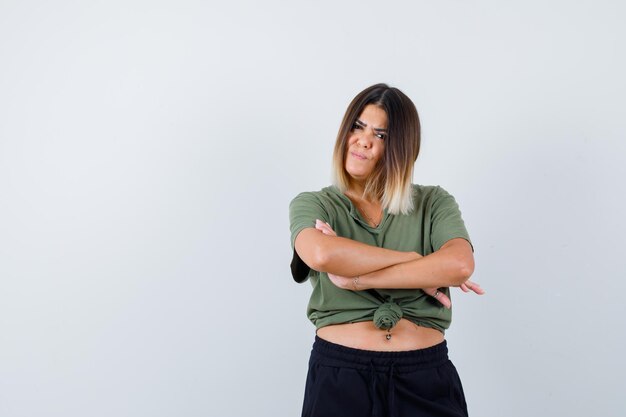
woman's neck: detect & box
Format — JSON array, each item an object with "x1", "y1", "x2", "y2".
[
  {"x1": 344, "y1": 187, "x2": 383, "y2": 227},
  {"x1": 346, "y1": 181, "x2": 372, "y2": 202},
  {"x1": 345, "y1": 187, "x2": 380, "y2": 205}
]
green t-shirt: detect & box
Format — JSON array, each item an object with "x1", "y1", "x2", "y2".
[{"x1": 288, "y1": 184, "x2": 473, "y2": 333}]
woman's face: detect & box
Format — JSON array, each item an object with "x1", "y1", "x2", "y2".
[{"x1": 344, "y1": 104, "x2": 388, "y2": 184}]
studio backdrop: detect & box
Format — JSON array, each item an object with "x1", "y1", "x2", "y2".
[{"x1": 1, "y1": 1, "x2": 624, "y2": 416}]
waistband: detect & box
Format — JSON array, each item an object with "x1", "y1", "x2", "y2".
[{"x1": 311, "y1": 335, "x2": 449, "y2": 373}]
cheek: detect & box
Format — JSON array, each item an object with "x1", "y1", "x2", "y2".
[
  {"x1": 344, "y1": 137, "x2": 357, "y2": 154},
  {"x1": 374, "y1": 144, "x2": 385, "y2": 160}
]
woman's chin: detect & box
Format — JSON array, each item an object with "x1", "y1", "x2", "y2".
[
  {"x1": 345, "y1": 166, "x2": 371, "y2": 180},
  {"x1": 346, "y1": 171, "x2": 368, "y2": 180}
]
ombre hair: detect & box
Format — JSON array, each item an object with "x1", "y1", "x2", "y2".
[{"x1": 332, "y1": 83, "x2": 421, "y2": 215}]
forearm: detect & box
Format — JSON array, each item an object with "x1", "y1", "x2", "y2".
[
  {"x1": 358, "y1": 243, "x2": 473, "y2": 289},
  {"x1": 299, "y1": 232, "x2": 421, "y2": 277},
  {"x1": 319, "y1": 236, "x2": 421, "y2": 276}
]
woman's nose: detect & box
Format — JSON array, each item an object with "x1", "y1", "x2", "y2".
[{"x1": 357, "y1": 132, "x2": 373, "y2": 148}]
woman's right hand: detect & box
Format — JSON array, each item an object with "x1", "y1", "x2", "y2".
[
  {"x1": 423, "y1": 288, "x2": 452, "y2": 309},
  {"x1": 459, "y1": 280, "x2": 485, "y2": 295},
  {"x1": 423, "y1": 281, "x2": 485, "y2": 309}
]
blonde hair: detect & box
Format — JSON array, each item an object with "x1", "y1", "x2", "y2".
[{"x1": 332, "y1": 84, "x2": 421, "y2": 215}]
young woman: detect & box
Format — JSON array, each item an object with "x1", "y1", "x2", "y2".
[{"x1": 289, "y1": 84, "x2": 484, "y2": 417}]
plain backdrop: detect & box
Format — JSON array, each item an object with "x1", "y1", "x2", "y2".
[{"x1": 1, "y1": 1, "x2": 625, "y2": 416}]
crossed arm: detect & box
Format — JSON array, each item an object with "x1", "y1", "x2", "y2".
[{"x1": 294, "y1": 219, "x2": 484, "y2": 308}]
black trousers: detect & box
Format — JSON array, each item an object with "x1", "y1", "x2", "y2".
[{"x1": 301, "y1": 336, "x2": 469, "y2": 417}]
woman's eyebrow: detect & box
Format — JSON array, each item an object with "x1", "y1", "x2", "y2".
[{"x1": 356, "y1": 119, "x2": 387, "y2": 132}]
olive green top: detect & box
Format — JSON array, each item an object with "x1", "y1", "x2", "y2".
[{"x1": 288, "y1": 184, "x2": 473, "y2": 333}]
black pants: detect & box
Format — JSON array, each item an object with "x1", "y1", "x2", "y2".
[{"x1": 301, "y1": 336, "x2": 469, "y2": 417}]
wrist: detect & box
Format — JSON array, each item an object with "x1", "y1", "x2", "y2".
[
  {"x1": 405, "y1": 251, "x2": 423, "y2": 262},
  {"x1": 358, "y1": 272, "x2": 375, "y2": 290}
]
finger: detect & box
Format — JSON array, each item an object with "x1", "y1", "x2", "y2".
[
  {"x1": 437, "y1": 293, "x2": 452, "y2": 309},
  {"x1": 315, "y1": 219, "x2": 331, "y2": 231},
  {"x1": 465, "y1": 281, "x2": 485, "y2": 295},
  {"x1": 327, "y1": 273, "x2": 349, "y2": 289},
  {"x1": 460, "y1": 283, "x2": 470, "y2": 293},
  {"x1": 321, "y1": 228, "x2": 335, "y2": 236},
  {"x1": 315, "y1": 220, "x2": 331, "y2": 233},
  {"x1": 425, "y1": 288, "x2": 451, "y2": 309},
  {"x1": 315, "y1": 220, "x2": 336, "y2": 236},
  {"x1": 322, "y1": 224, "x2": 335, "y2": 234},
  {"x1": 433, "y1": 290, "x2": 451, "y2": 309},
  {"x1": 327, "y1": 273, "x2": 338, "y2": 286}
]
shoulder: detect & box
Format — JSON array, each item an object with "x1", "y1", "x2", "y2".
[
  {"x1": 289, "y1": 186, "x2": 345, "y2": 208},
  {"x1": 410, "y1": 184, "x2": 451, "y2": 204},
  {"x1": 411, "y1": 183, "x2": 453, "y2": 195},
  {"x1": 406, "y1": 184, "x2": 465, "y2": 216},
  {"x1": 411, "y1": 184, "x2": 439, "y2": 195}
]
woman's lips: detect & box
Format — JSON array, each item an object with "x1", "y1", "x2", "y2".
[{"x1": 351, "y1": 152, "x2": 367, "y2": 160}]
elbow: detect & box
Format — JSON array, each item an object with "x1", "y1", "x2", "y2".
[
  {"x1": 459, "y1": 264, "x2": 474, "y2": 282},
  {"x1": 309, "y1": 242, "x2": 333, "y2": 272},
  {"x1": 294, "y1": 229, "x2": 334, "y2": 272},
  {"x1": 438, "y1": 239, "x2": 475, "y2": 287},
  {"x1": 451, "y1": 257, "x2": 475, "y2": 286}
]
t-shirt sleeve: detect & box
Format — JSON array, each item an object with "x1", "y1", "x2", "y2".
[
  {"x1": 288, "y1": 192, "x2": 330, "y2": 283},
  {"x1": 430, "y1": 186, "x2": 474, "y2": 252},
  {"x1": 289, "y1": 192, "x2": 330, "y2": 249}
]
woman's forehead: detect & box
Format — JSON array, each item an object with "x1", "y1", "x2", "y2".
[{"x1": 357, "y1": 104, "x2": 388, "y2": 128}]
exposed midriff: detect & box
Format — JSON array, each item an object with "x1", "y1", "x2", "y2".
[{"x1": 316, "y1": 318, "x2": 444, "y2": 351}]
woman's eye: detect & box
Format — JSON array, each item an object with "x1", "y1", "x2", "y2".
[
  {"x1": 376, "y1": 133, "x2": 386, "y2": 140},
  {"x1": 352, "y1": 123, "x2": 362, "y2": 130}
]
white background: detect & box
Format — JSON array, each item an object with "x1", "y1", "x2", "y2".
[{"x1": 1, "y1": 1, "x2": 625, "y2": 416}]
